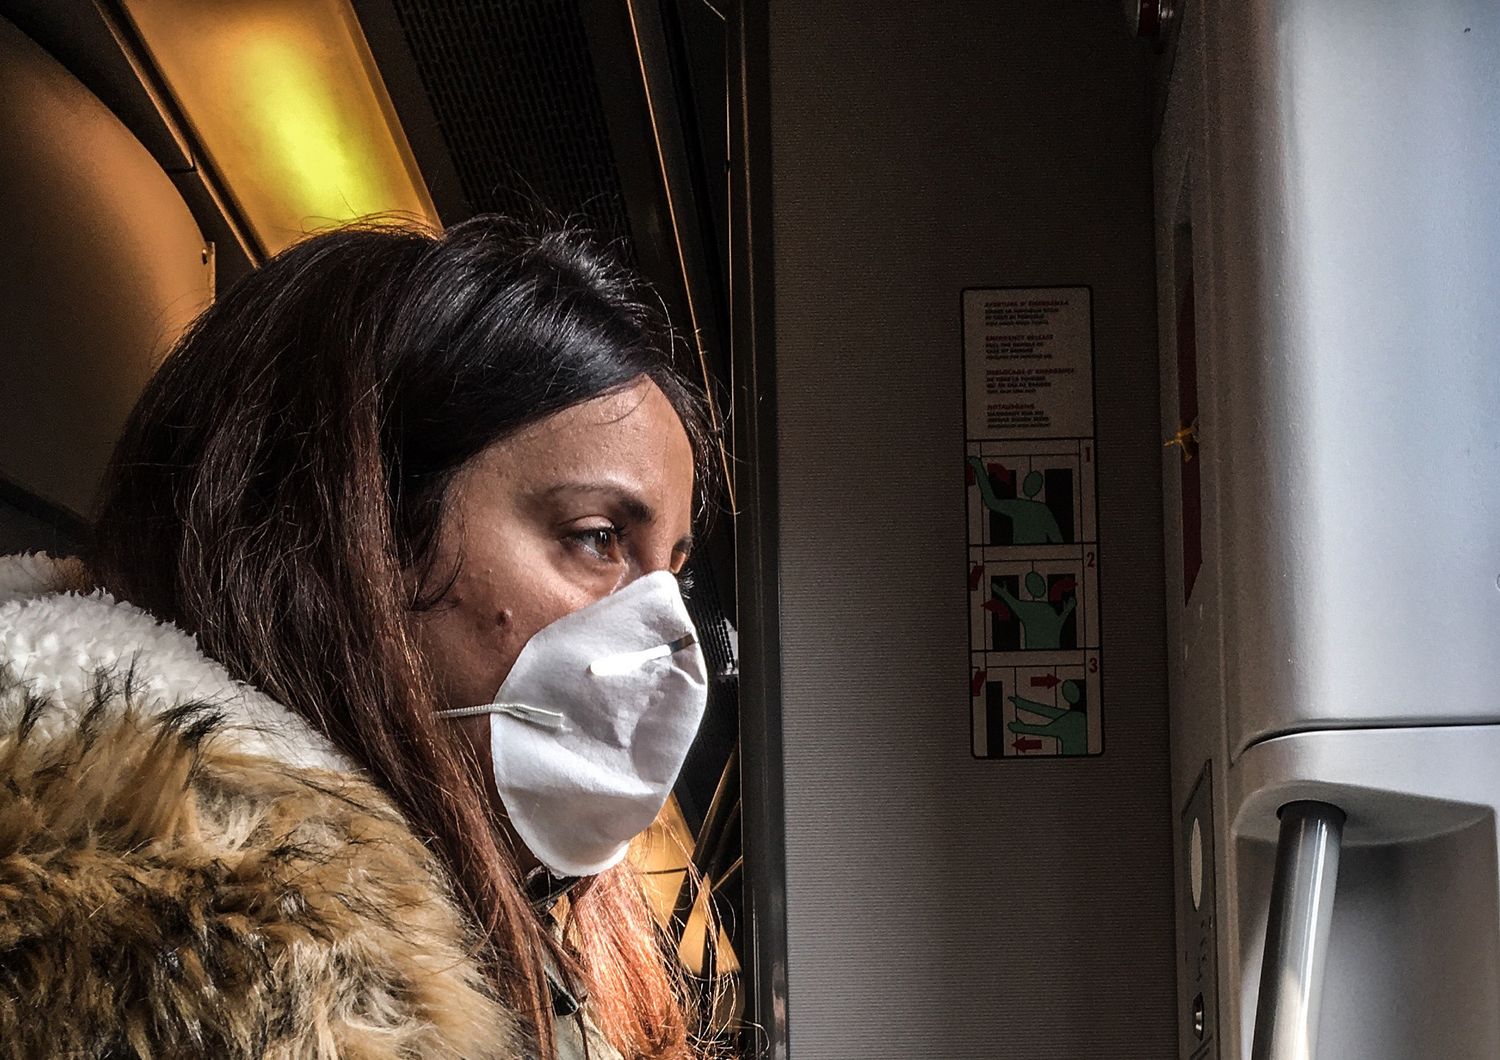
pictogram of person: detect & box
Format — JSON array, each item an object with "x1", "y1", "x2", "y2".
[
  {"x1": 968, "y1": 457, "x2": 1065, "y2": 544},
  {"x1": 1008, "y1": 678, "x2": 1087, "y2": 755},
  {"x1": 992, "y1": 570, "x2": 1076, "y2": 650}
]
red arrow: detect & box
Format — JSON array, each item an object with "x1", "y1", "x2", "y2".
[
  {"x1": 968, "y1": 564, "x2": 985, "y2": 590},
  {"x1": 970, "y1": 670, "x2": 987, "y2": 696},
  {"x1": 1030, "y1": 674, "x2": 1061, "y2": 689},
  {"x1": 1049, "y1": 576, "x2": 1077, "y2": 603},
  {"x1": 1012, "y1": 736, "x2": 1042, "y2": 752},
  {"x1": 982, "y1": 599, "x2": 1012, "y2": 619},
  {"x1": 987, "y1": 463, "x2": 1014, "y2": 486}
]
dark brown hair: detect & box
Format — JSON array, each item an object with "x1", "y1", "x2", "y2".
[{"x1": 90, "y1": 216, "x2": 717, "y2": 1059}]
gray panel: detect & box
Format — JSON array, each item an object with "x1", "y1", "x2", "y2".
[
  {"x1": 766, "y1": 3, "x2": 1174, "y2": 1056},
  {"x1": 1178, "y1": 765, "x2": 1219, "y2": 1060},
  {"x1": 1154, "y1": 6, "x2": 1237, "y2": 1055},
  {"x1": 1199, "y1": 0, "x2": 1500, "y2": 753},
  {"x1": 1158, "y1": 3, "x2": 1500, "y2": 1057}
]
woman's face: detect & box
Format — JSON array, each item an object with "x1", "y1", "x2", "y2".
[{"x1": 412, "y1": 376, "x2": 697, "y2": 716}]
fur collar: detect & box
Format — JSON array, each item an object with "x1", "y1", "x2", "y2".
[{"x1": 0, "y1": 552, "x2": 521, "y2": 1058}]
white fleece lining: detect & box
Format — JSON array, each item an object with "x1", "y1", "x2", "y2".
[{"x1": 0, "y1": 552, "x2": 350, "y2": 773}]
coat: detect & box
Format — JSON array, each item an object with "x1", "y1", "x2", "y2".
[{"x1": 0, "y1": 552, "x2": 621, "y2": 1060}]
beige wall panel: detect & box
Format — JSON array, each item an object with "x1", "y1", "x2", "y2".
[{"x1": 0, "y1": 15, "x2": 211, "y2": 518}]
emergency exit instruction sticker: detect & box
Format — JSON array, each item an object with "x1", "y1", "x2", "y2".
[{"x1": 963, "y1": 287, "x2": 1102, "y2": 758}]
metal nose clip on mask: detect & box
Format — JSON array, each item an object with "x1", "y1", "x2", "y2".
[{"x1": 437, "y1": 570, "x2": 709, "y2": 878}]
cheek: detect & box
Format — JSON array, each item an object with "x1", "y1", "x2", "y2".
[
  {"x1": 413, "y1": 544, "x2": 525, "y2": 706},
  {"x1": 413, "y1": 596, "x2": 510, "y2": 708},
  {"x1": 500, "y1": 580, "x2": 595, "y2": 666},
  {"x1": 420, "y1": 550, "x2": 597, "y2": 707}
]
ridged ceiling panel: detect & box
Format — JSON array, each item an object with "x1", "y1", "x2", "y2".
[{"x1": 389, "y1": 0, "x2": 635, "y2": 254}]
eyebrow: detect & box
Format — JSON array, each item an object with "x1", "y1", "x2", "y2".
[{"x1": 538, "y1": 480, "x2": 695, "y2": 556}]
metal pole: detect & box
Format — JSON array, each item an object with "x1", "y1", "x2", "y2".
[{"x1": 1250, "y1": 800, "x2": 1346, "y2": 1060}]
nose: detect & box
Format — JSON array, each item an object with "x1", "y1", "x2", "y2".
[{"x1": 630, "y1": 532, "x2": 687, "y2": 583}]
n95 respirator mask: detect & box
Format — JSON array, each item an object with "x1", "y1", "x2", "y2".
[{"x1": 437, "y1": 570, "x2": 708, "y2": 878}]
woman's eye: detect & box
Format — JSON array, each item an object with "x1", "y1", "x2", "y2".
[{"x1": 569, "y1": 525, "x2": 624, "y2": 562}]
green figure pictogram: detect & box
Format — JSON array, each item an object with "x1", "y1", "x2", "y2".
[
  {"x1": 969, "y1": 457, "x2": 1065, "y2": 544},
  {"x1": 1009, "y1": 679, "x2": 1088, "y2": 755},
  {"x1": 993, "y1": 570, "x2": 1076, "y2": 650}
]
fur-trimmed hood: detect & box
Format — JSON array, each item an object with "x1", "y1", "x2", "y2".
[{"x1": 0, "y1": 552, "x2": 522, "y2": 1058}]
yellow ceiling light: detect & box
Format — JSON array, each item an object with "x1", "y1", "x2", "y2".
[{"x1": 119, "y1": 0, "x2": 439, "y2": 255}]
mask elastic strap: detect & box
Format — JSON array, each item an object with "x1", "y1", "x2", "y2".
[{"x1": 435, "y1": 702, "x2": 570, "y2": 731}]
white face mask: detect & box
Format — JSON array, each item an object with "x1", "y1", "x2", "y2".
[{"x1": 437, "y1": 570, "x2": 708, "y2": 878}]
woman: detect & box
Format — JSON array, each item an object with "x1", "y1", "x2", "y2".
[{"x1": 0, "y1": 216, "x2": 723, "y2": 1059}]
